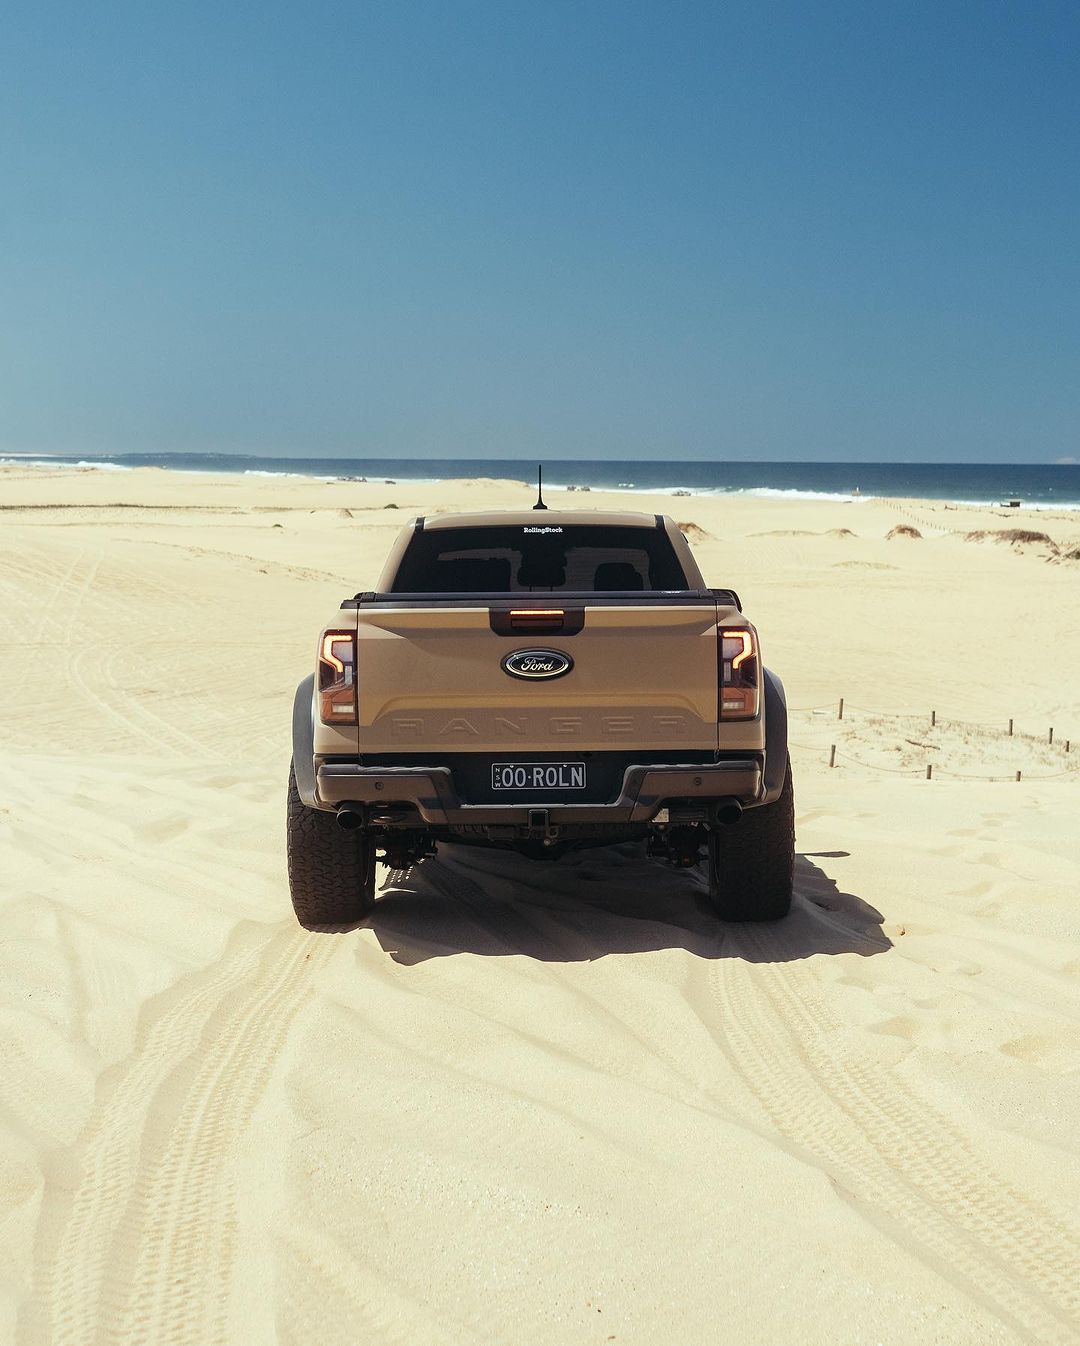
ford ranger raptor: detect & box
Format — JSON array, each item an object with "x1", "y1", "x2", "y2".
[{"x1": 287, "y1": 509, "x2": 793, "y2": 926}]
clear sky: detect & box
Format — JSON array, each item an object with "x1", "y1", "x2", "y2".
[{"x1": 1, "y1": 1, "x2": 1077, "y2": 462}]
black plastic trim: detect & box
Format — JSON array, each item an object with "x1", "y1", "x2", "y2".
[
  {"x1": 291, "y1": 675, "x2": 318, "y2": 806},
  {"x1": 316, "y1": 759, "x2": 763, "y2": 825},
  {"x1": 341, "y1": 591, "x2": 376, "y2": 609},
  {"x1": 354, "y1": 748, "x2": 721, "y2": 807},
  {"x1": 340, "y1": 590, "x2": 719, "y2": 609},
  {"x1": 710, "y1": 587, "x2": 742, "y2": 611},
  {"x1": 761, "y1": 667, "x2": 789, "y2": 805}
]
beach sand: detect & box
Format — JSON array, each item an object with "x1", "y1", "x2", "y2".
[{"x1": 2, "y1": 464, "x2": 1079, "y2": 1345}]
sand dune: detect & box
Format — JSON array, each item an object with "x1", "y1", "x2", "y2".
[{"x1": 2, "y1": 465, "x2": 1079, "y2": 1345}]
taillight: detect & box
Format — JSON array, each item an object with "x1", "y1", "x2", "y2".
[
  {"x1": 719, "y1": 627, "x2": 759, "y2": 719},
  {"x1": 318, "y1": 630, "x2": 357, "y2": 724}
]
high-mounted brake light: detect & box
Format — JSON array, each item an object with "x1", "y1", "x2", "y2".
[
  {"x1": 719, "y1": 627, "x2": 759, "y2": 719},
  {"x1": 318, "y1": 630, "x2": 357, "y2": 724}
]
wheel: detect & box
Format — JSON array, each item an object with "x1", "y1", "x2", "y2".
[
  {"x1": 707, "y1": 757, "x2": 794, "y2": 921},
  {"x1": 286, "y1": 760, "x2": 376, "y2": 928}
]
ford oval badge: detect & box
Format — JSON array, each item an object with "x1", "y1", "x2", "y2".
[{"x1": 502, "y1": 648, "x2": 573, "y2": 681}]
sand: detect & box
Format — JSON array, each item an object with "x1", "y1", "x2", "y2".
[{"x1": 1, "y1": 462, "x2": 1079, "y2": 1345}]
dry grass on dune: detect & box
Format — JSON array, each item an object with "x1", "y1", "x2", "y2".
[{"x1": 965, "y1": 527, "x2": 1055, "y2": 547}]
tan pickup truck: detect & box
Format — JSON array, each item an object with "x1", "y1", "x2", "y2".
[{"x1": 287, "y1": 509, "x2": 793, "y2": 927}]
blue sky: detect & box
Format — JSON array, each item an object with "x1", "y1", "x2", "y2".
[{"x1": 1, "y1": 0, "x2": 1077, "y2": 462}]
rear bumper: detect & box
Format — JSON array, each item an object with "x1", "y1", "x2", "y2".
[{"x1": 315, "y1": 759, "x2": 763, "y2": 826}]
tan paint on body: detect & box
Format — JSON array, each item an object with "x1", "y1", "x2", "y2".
[{"x1": 315, "y1": 512, "x2": 765, "y2": 757}]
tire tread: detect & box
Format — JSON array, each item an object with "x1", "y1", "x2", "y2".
[
  {"x1": 708, "y1": 757, "x2": 794, "y2": 921},
  {"x1": 286, "y1": 762, "x2": 375, "y2": 928}
]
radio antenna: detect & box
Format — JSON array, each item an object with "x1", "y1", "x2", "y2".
[{"x1": 533, "y1": 463, "x2": 548, "y2": 510}]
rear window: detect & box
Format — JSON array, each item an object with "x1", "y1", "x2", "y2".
[{"x1": 391, "y1": 524, "x2": 690, "y2": 594}]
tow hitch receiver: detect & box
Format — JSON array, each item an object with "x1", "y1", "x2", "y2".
[
  {"x1": 527, "y1": 809, "x2": 560, "y2": 845},
  {"x1": 666, "y1": 825, "x2": 705, "y2": 867}
]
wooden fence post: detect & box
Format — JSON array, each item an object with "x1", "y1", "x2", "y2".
[
  {"x1": 1049, "y1": 727, "x2": 1054, "y2": 745},
  {"x1": 931, "y1": 709, "x2": 936, "y2": 727},
  {"x1": 1015, "y1": 770, "x2": 1022, "y2": 782},
  {"x1": 829, "y1": 744, "x2": 836, "y2": 768},
  {"x1": 926, "y1": 764, "x2": 932, "y2": 780},
  {"x1": 1008, "y1": 718, "x2": 1013, "y2": 736},
  {"x1": 838, "y1": 697, "x2": 844, "y2": 721}
]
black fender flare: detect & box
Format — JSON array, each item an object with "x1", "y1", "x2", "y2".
[
  {"x1": 292, "y1": 674, "x2": 319, "y2": 807},
  {"x1": 760, "y1": 667, "x2": 789, "y2": 806}
]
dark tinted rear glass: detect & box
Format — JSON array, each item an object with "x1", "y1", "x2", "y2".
[{"x1": 391, "y1": 524, "x2": 690, "y2": 594}]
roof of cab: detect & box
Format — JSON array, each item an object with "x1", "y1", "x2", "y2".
[{"x1": 415, "y1": 509, "x2": 664, "y2": 531}]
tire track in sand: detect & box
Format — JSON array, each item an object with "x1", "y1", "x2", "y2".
[
  {"x1": 699, "y1": 921, "x2": 1080, "y2": 1346},
  {"x1": 0, "y1": 545, "x2": 101, "y2": 717},
  {"x1": 276, "y1": 1224, "x2": 461, "y2": 1346},
  {"x1": 400, "y1": 853, "x2": 726, "y2": 1112},
  {"x1": 26, "y1": 923, "x2": 336, "y2": 1346}
]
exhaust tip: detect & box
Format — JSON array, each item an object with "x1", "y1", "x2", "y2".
[
  {"x1": 715, "y1": 801, "x2": 743, "y2": 826},
  {"x1": 336, "y1": 807, "x2": 364, "y2": 831}
]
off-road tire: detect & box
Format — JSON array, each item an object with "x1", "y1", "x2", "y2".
[
  {"x1": 707, "y1": 756, "x2": 794, "y2": 921},
  {"x1": 287, "y1": 761, "x2": 376, "y2": 927}
]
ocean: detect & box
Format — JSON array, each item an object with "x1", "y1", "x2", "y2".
[{"x1": 3, "y1": 453, "x2": 1080, "y2": 510}]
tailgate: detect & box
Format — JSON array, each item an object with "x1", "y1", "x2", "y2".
[{"x1": 355, "y1": 601, "x2": 719, "y2": 753}]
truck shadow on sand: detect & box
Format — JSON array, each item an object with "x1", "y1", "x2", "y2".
[{"x1": 358, "y1": 843, "x2": 892, "y2": 965}]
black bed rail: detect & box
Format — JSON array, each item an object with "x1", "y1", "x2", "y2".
[{"x1": 340, "y1": 588, "x2": 742, "y2": 610}]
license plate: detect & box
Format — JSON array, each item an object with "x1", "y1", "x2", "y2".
[{"x1": 491, "y1": 761, "x2": 586, "y2": 791}]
